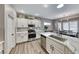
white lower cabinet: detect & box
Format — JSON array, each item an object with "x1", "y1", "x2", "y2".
[
  {"x1": 16, "y1": 31, "x2": 28, "y2": 43},
  {"x1": 46, "y1": 38, "x2": 54, "y2": 54},
  {"x1": 46, "y1": 38, "x2": 72, "y2": 54}
]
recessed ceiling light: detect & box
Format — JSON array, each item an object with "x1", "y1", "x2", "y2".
[
  {"x1": 34, "y1": 13, "x2": 40, "y2": 16},
  {"x1": 57, "y1": 4, "x2": 64, "y2": 8},
  {"x1": 43, "y1": 4, "x2": 48, "y2": 8}
]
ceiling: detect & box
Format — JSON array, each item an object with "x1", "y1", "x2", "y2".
[{"x1": 11, "y1": 4, "x2": 79, "y2": 20}]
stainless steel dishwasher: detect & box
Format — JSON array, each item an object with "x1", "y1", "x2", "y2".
[{"x1": 41, "y1": 34, "x2": 46, "y2": 49}]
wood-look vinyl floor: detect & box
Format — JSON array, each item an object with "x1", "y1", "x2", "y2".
[{"x1": 10, "y1": 39, "x2": 46, "y2": 54}]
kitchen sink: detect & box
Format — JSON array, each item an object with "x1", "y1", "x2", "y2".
[{"x1": 49, "y1": 35, "x2": 67, "y2": 42}]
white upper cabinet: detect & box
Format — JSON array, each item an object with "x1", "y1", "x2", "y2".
[
  {"x1": 17, "y1": 18, "x2": 41, "y2": 28},
  {"x1": 35, "y1": 19, "x2": 41, "y2": 28},
  {"x1": 28, "y1": 19, "x2": 35, "y2": 25},
  {"x1": 17, "y1": 18, "x2": 28, "y2": 27}
]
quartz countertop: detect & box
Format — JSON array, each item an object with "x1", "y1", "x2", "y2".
[{"x1": 41, "y1": 32, "x2": 79, "y2": 54}]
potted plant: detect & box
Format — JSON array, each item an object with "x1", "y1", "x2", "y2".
[{"x1": 44, "y1": 25, "x2": 48, "y2": 32}]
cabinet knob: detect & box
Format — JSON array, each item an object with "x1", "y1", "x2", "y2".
[{"x1": 11, "y1": 33, "x2": 14, "y2": 36}]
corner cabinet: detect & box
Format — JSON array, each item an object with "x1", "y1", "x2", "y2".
[{"x1": 46, "y1": 37, "x2": 73, "y2": 54}]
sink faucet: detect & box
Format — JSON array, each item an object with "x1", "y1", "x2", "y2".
[{"x1": 57, "y1": 29, "x2": 62, "y2": 37}]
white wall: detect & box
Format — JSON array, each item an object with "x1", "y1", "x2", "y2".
[{"x1": 40, "y1": 18, "x2": 53, "y2": 31}]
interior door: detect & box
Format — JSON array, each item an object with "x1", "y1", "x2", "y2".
[{"x1": 6, "y1": 14, "x2": 15, "y2": 48}]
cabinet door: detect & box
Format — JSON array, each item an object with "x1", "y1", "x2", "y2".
[
  {"x1": 28, "y1": 20, "x2": 30, "y2": 24},
  {"x1": 38, "y1": 20, "x2": 41, "y2": 27},
  {"x1": 31, "y1": 20, "x2": 35, "y2": 24},
  {"x1": 22, "y1": 32, "x2": 28, "y2": 42},
  {"x1": 46, "y1": 38, "x2": 54, "y2": 54},
  {"x1": 17, "y1": 18, "x2": 22, "y2": 27},
  {"x1": 35, "y1": 20, "x2": 38, "y2": 27},
  {"x1": 35, "y1": 20, "x2": 41, "y2": 27},
  {"x1": 17, "y1": 18, "x2": 28, "y2": 27},
  {"x1": 22, "y1": 19, "x2": 28, "y2": 27},
  {"x1": 64, "y1": 46, "x2": 73, "y2": 54},
  {"x1": 53, "y1": 41, "x2": 65, "y2": 54},
  {"x1": 28, "y1": 20, "x2": 34, "y2": 24},
  {"x1": 24, "y1": 19, "x2": 28, "y2": 27},
  {"x1": 36, "y1": 30, "x2": 41, "y2": 38},
  {"x1": 46, "y1": 38, "x2": 65, "y2": 54},
  {"x1": 16, "y1": 32, "x2": 28, "y2": 43}
]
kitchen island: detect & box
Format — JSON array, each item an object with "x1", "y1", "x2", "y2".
[{"x1": 41, "y1": 32, "x2": 79, "y2": 54}]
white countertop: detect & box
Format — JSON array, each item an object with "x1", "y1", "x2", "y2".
[{"x1": 41, "y1": 32, "x2": 79, "y2": 54}]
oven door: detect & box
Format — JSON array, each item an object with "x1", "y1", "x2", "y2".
[{"x1": 28, "y1": 34, "x2": 36, "y2": 38}]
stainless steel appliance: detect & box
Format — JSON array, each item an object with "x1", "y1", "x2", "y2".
[
  {"x1": 28, "y1": 29, "x2": 36, "y2": 38},
  {"x1": 41, "y1": 34, "x2": 46, "y2": 49},
  {"x1": 28, "y1": 24, "x2": 36, "y2": 39}
]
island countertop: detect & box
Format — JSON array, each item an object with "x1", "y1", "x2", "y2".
[{"x1": 41, "y1": 32, "x2": 79, "y2": 54}]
